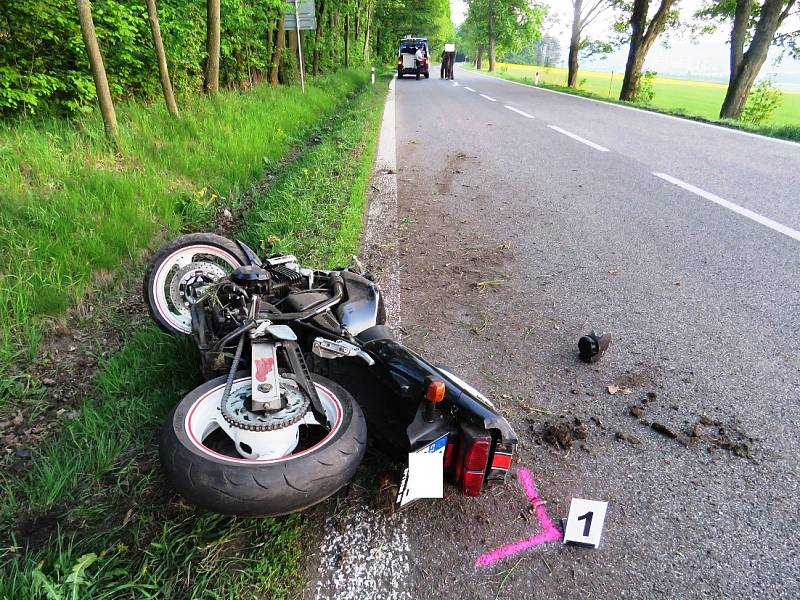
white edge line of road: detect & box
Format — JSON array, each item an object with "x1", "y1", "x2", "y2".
[
  {"x1": 464, "y1": 86, "x2": 476, "y2": 92},
  {"x1": 479, "y1": 93, "x2": 497, "y2": 102},
  {"x1": 654, "y1": 172, "x2": 800, "y2": 242},
  {"x1": 313, "y1": 75, "x2": 411, "y2": 600},
  {"x1": 548, "y1": 125, "x2": 610, "y2": 152},
  {"x1": 459, "y1": 65, "x2": 800, "y2": 148},
  {"x1": 504, "y1": 105, "x2": 535, "y2": 119},
  {"x1": 452, "y1": 81, "x2": 460, "y2": 87}
]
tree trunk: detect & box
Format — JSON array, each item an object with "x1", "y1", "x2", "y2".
[
  {"x1": 362, "y1": 0, "x2": 372, "y2": 61},
  {"x1": 567, "y1": 0, "x2": 582, "y2": 87},
  {"x1": 145, "y1": 0, "x2": 178, "y2": 116},
  {"x1": 287, "y1": 30, "x2": 298, "y2": 82},
  {"x1": 476, "y1": 44, "x2": 484, "y2": 70},
  {"x1": 76, "y1": 0, "x2": 118, "y2": 141},
  {"x1": 729, "y1": 0, "x2": 751, "y2": 82},
  {"x1": 205, "y1": 0, "x2": 220, "y2": 93},
  {"x1": 344, "y1": 14, "x2": 350, "y2": 68},
  {"x1": 313, "y1": 0, "x2": 325, "y2": 75},
  {"x1": 619, "y1": 0, "x2": 675, "y2": 101},
  {"x1": 487, "y1": 0, "x2": 496, "y2": 72},
  {"x1": 719, "y1": 0, "x2": 794, "y2": 119},
  {"x1": 269, "y1": 17, "x2": 284, "y2": 85}
]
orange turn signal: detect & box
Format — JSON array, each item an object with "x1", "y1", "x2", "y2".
[{"x1": 425, "y1": 380, "x2": 446, "y2": 403}]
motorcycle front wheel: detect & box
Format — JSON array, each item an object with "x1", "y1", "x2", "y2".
[
  {"x1": 143, "y1": 233, "x2": 247, "y2": 335},
  {"x1": 159, "y1": 371, "x2": 367, "y2": 516}
]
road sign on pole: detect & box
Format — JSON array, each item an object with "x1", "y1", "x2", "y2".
[
  {"x1": 284, "y1": 0, "x2": 316, "y2": 30},
  {"x1": 283, "y1": 0, "x2": 315, "y2": 93}
]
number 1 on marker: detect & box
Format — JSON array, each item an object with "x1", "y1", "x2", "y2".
[
  {"x1": 564, "y1": 499, "x2": 608, "y2": 548},
  {"x1": 577, "y1": 511, "x2": 593, "y2": 537}
]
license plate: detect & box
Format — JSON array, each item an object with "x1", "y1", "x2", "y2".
[{"x1": 395, "y1": 434, "x2": 448, "y2": 509}]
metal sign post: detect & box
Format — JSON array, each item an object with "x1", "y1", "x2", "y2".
[
  {"x1": 295, "y1": 1, "x2": 305, "y2": 93},
  {"x1": 284, "y1": 0, "x2": 316, "y2": 93}
]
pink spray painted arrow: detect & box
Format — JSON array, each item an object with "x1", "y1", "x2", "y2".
[{"x1": 475, "y1": 467, "x2": 562, "y2": 567}]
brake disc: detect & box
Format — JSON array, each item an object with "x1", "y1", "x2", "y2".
[
  {"x1": 168, "y1": 261, "x2": 227, "y2": 311},
  {"x1": 220, "y1": 377, "x2": 310, "y2": 432}
]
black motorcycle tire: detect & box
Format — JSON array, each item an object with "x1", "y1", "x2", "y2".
[
  {"x1": 143, "y1": 233, "x2": 247, "y2": 336},
  {"x1": 424, "y1": 72, "x2": 430, "y2": 79},
  {"x1": 160, "y1": 371, "x2": 367, "y2": 516},
  {"x1": 416, "y1": 73, "x2": 420, "y2": 80}
]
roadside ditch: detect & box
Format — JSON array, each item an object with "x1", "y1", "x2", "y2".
[{"x1": 0, "y1": 73, "x2": 389, "y2": 599}]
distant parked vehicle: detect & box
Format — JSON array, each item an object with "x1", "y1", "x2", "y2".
[{"x1": 397, "y1": 36, "x2": 429, "y2": 80}]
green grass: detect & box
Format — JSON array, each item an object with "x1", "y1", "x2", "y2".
[
  {"x1": 241, "y1": 74, "x2": 389, "y2": 268},
  {"x1": 2, "y1": 328, "x2": 305, "y2": 599},
  {"x1": 0, "y1": 70, "x2": 370, "y2": 414},
  {"x1": 0, "y1": 72, "x2": 390, "y2": 599},
  {"x1": 467, "y1": 63, "x2": 800, "y2": 141}
]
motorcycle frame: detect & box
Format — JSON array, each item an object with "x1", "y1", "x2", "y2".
[{"x1": 212, "y1": 240, "x2": 518, "y2": 484}]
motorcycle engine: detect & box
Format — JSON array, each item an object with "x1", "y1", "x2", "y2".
[{"x1": 230, "y1": 265, "x2": 272, "y2": 295}]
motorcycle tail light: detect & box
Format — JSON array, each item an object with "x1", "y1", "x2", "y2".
[
  {"x1": 454, "y1": 425, "x2": 491, "y2": 496},
  {"x1": 462, "y1": 471, "x2": 485, "y2": 496},
  {"x1": 464, "y1": 438, "x2": 490, "y2": 471}
]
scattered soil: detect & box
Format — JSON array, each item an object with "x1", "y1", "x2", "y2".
[
  {"x1": 615, "y1": 431, "x2": 641, "y2": 445},
  {"x1": 538, "y1": 416, "x2": 589, "y2": 450},
  {"x1": 651, "y1": 422, "x2": 679, "y2": 439},
  {"x1": 622, "y1": 392, "x2": 754, "y2": 459}
]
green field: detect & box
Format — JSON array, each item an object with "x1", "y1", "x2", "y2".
[{"x1": 475, "y1": 62, "x2": 800, "y2": 127}]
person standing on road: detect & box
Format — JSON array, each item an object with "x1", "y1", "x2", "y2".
[
  {"x1": 440, "y1": 50, "x2": 451, "y2": 79},
  {"x1": 441, "y1": 44, "x2": 456, "y2": 80}
]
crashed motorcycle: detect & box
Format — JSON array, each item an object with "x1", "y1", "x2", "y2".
[{"x1": 144, "y1": 233, "x2": 517, "y2": 516}]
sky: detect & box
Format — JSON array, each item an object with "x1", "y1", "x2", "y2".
[{"x1": 450, "y1": 0, "x2": 800, "y2": 85}]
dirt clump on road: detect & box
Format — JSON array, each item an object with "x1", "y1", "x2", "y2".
[
  {"x1": 539, "y1": 416, "x2": 589, "y2": 449},
  {"x1": 624, "y1": 395, "x2": 755, "y2": 459},
  {"x1": 615, "y1": 431, "x2": 641, "y2": 445}
]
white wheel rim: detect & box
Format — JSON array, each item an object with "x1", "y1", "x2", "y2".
[
  {"x1": 184, "y1": 377, "x2": 344, "y2": 463},
  {"x1": 152, "y1": 245, "x2": 242, "y2": 333}
]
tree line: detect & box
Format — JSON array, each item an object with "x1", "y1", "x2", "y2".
[
  {"x1": 0, "y1": 0, "x2": 453, "y2": 126},
  {"x1": 458, "y1": 0, "x2": 799, "y2": 121}
]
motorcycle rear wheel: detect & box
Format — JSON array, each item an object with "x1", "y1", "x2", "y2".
[
  {"x1": 143, "y1": 233, "x2": 247, "y2": 335},
  {"x1": 160, "y1": 371, "x2": 367, "y2": 516}
]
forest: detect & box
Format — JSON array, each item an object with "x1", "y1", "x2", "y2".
[{"x1": 0, "y1": 0, "x2": 453, "y2": 118}]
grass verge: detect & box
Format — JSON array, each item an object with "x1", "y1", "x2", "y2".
[
  {"x1": 464, "y1": 64, "x2": 800, "y2": 143},
  {"x1": 0, "y1": 70, "x2": 369, "y2": 414},
  {"x1": 0, "y1": 73, "x2": 390, "y2": 599}
]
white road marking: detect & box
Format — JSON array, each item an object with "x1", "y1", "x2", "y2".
[
  {"x1": 504, "y1": 105, "x2": 534, "y2": 119},
  {"x1": 464, "y1": 86, "x2": 476, "y2": 92},
  {"x1": 315, "y1": 75, "x2": 411, "y2": 600},
  {"x1": 452, "y1": 81, "x2": 459, "y2": 87},
  {"x1": 653, "y1": 172, "x2": 800, "y2": 242},
  {"x1": 479, "y1": 94, "x2": 497, "y2": 102},
  {"x1": 547, "y1": 125, "x2": 609, "y2": 152},
  {"x1": 460, "y1": 66, "x2": 800, "y2": 148}
]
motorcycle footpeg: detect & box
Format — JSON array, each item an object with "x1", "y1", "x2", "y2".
[{"x1": 312, "y1": 337, "x2": 375, "y2": 366}]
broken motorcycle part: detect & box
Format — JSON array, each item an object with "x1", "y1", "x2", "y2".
[{"x1": 578, "y1": 330, "x2": 612, "y2": 363}]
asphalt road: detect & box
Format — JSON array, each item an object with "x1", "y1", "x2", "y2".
[{"x1": 391, "y1": 66, "x2": 800, "y2": 599}]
